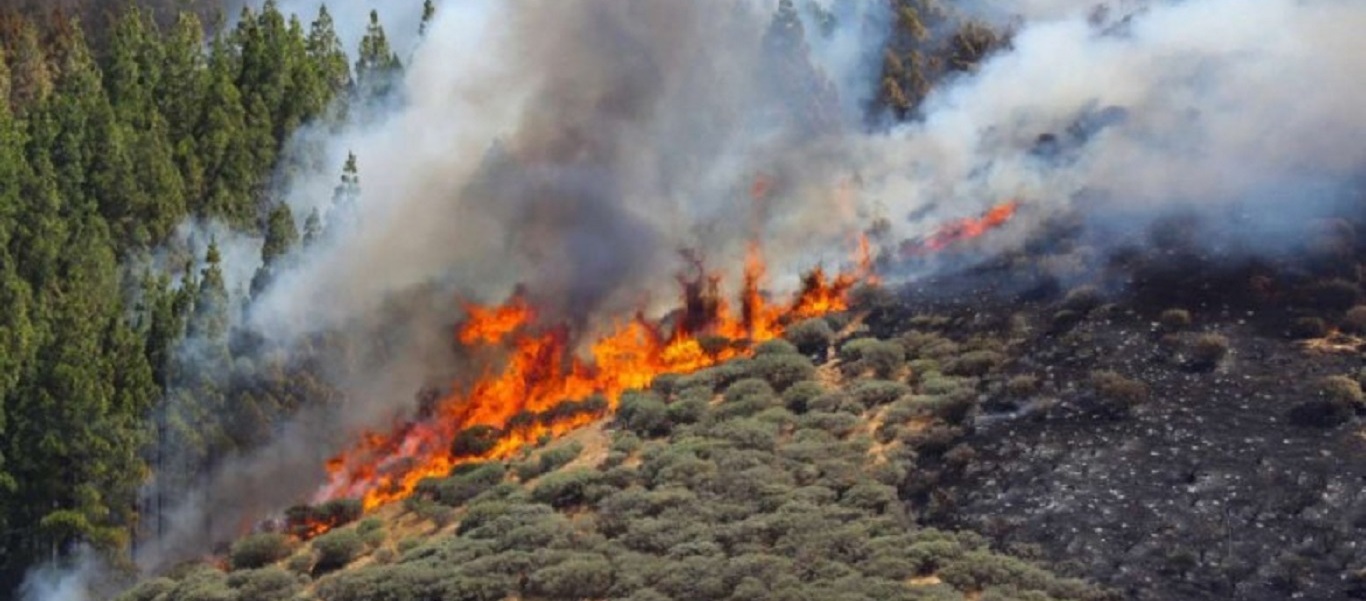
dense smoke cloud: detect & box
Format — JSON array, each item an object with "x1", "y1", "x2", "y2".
[{"x1": 133, "y1": 0, "x2": 1366, "y2": 576}]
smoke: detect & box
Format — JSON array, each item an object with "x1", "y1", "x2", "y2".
[
  {"x1": 18, "y1": 547, "x2": 105, "y2": 601},
  {"x1": 133, "y1": 0, "x2": 1366, "y2": 577},
  {"x1": 860, "y1": 0, "x2": 1366, "y2": 262}
]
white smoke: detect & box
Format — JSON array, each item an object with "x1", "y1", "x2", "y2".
[{"x1": 18, "y1": 547, "x2": 104, "y2": 601}]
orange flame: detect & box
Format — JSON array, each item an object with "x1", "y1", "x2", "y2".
[
  {"x1": 307, "y1": 244, "x2": 875, "y2": 522},
  {"x1": 903, "y1": 200, "x2": 1021, "y2": 255}
]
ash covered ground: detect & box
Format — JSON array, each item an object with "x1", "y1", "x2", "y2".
[{"x1": 863, "y1": 213, "x2": 1366, "y2": 601}]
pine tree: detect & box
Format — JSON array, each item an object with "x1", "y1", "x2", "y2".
[
  {"x1": 354, "y1": 10, "x2": 402, "y2": 104},
  {"x1": 7, "y1": 19, "x2": 53, "y2": 113},
  {"x1": 302, "y1": 207, "x2": 323, "y2": 246},
  {"x1": 196, "y1": 35, "x2": 255, "y2": 225},
  {"x1": 251, "y1": 204, "x2": 299, "y2": 297},
  {"x1": 307, "y1": 5, "x2": 351, "y2": 99}
]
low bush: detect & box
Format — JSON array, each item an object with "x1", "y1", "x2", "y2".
[
  {"x1": 1159, "y1": 308, "x2": 1192, "y2": 332},
  {"x1": 312, "y1": 529, "x2": 364, "y2": 574},
  {"x1": 417, "y1": 462, "x2": 507, "y2": 507},
  {"x1": 784, "y1": 318, "x2": 835, "y2": 355},
  {"x1": 530, "y1": 468, "x2": 607, "y2": 509},
  {"x1": 782, "y1": 381, "x2": 825, "y2": 414},
  {"x1": 749, "y1": 353, "x2": 816, "y2": 392},
  {"x1": 1091, "y1": 370, "x2": 1149, "y2": 416},
  {"x1": 226, "y1": 566, "x2": 299, "y2": 601},
  {"x1": 516, "y1": 442, "x2": 583, "y2": 481},
  {"x1": 617, "y1": 391, "x2": 671, "y2": 438},
  {"x1": 229, "y1": 533, "x2": 293, "y2": 570},
  {"x1": 943, "y1": 350, "x2": 1004, "y2": 377},
  {"x1": 1188, "y1": 333, "x2": 1229, "y2": 371},
  {"x1": 1344, "y1": 305, "x2": 1366, "y2": 334},
  {"x1": 1290, "y1": 316, "x2": 1330, "y2": 339},
  {"x1": 1061, "y1": 285, "x2": 1103, "y2": 313}
]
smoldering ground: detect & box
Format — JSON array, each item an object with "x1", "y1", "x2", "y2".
[{"x1": 120, "y1": 0, "x2": 1366, "y2": 582}]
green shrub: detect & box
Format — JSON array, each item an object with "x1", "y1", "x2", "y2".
[
  {"x1": 724, "y1": 378, "x2": 776, "y2": 404},
  {"x1": 840, "y1": 338, "x2": 905, "y2": 378},
  {"x1": 528, "y1": 556, "x2": 615, "y2": 599},
  {"x1": 667, "y1": 395, "x2": 710, "y2": 425},
  {"x1": 312, "y1": 529, "x2": 364, "y2": 574},
  {"x1": 784, "y1": 318, "x2": 835, "y2": 355},
  {"x1": 229, "y1": 533, "x2": 293, "y2": 570},
  {"x1": 112, "y1": 577, "x2": 176, "y2": 601},
  {"x1": 755, "y1": 338, "x2": 799, "y2": 356},
  {"x1": 943, "y1": 350, "x2": 1004, "y2": 377},
  {"x1": 782, "y1": 381, "x2": 825, "y2": 414},
  {"x1": 849, "y1": 380, "x2": 911, "y2": 409},
  {"x1": 750, "y1": 353, "x2": 816, "y2": 391},
  {"x1": 530, "y1": 468, "x2": 606, "y2": 509},
  {"x1": 1159, "y1": 308, "x2": 1192, "y2": 332},
  {"x1": 226, "y1": 566, "x2": 299, "y2": 601},
  {"x1": 516, "y1": 441, "x2": 583, "y2": 480},
  {"x1": 617, "y1": 391, "x2": 671, "y2": 438},
  {"x1": 417, "y1": 462, "x2": 506, "y2": 506}
]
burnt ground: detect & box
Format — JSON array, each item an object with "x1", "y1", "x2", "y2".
[{"x1": 867, "y1": 240, "x2": 1366, "y2": 601}]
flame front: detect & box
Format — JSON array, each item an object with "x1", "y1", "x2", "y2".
[
  {"x1": 310, "y1": 247, "x2": 871, "y2": 517},
  {"x1": 903, "y1": 200, "x2": 1021, "y2": 255}
]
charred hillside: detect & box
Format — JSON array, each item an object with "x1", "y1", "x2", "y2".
[{"x1": 855, "y1": 211, "x2": 1366, "y2": 601}]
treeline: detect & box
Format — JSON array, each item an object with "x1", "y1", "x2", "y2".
[{"x1": 0, "y1": 0, "x2": 416, "y2": 590}]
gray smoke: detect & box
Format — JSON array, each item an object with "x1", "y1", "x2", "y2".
[{"x1": 130, "y1": 0, "x2": 1366, "y2": 579}]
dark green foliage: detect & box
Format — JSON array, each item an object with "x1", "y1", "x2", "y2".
[
  {"x1": 229, "y1": 532, "x2": 293, "y2": 570},
  {"x1": 226, "y1": 566, "x2": 300, "y2": 601},
  {"x1": 849, "y1": 380, "x2": 912, "y2": 409},
  {"x1": 782, "y1": 381, "x2": 826, "y2": 414},
  {"x1": 417, "y1": 462, "x2": 507, "y2": 507},
  {"x1": 313, "y1": 528, "x2": 364, "y2": 574},
  {"x1": 784, "y1": 317, "x2": 836, "y2": 355},
  {"x1": 618, "y1": 391, "x2": 671, "y2": 438},
  {"x1": 943, "y1": 350, "x2": 1005, "y2": 377},
  {"x1": 452, "y1": 425, "x2": 503, "y2": 457},
  {"x1": 751, "y1": 352, "x2": 817, "y2": 391},
  {"x1": 516, "y1": 442, "x2": 583, "y2": 481},
  {"x1": 530, "y1": 468, "x2": 606, "y2": 509}
]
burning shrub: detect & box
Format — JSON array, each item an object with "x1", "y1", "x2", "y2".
[
  {"x1": 226, "y1": 566, "x2": 300, "y2": 601},
  {"x1": 1090, "y1": 370, "x2": 1149, "y2": 417},
  {"x1": 1188, "y1": 333, "x2": 1230, "y2": 372},
  {"x1": 944, "y1": 350, "x2": 1005, "y2": 377},
  {"x1": 750, "y1": 353, "x2": 817, "y2": 392},
  {"x1": 784, "y1": 317, "x2": 836, "y2": 355},
  {"x1": 312, "y1": 529, "x2": 364, "y2": 574},
  {"x1": 230, "y1": 532, "x2": 294, "y2": 570},
  {"x1": 451, "y1": 425, "x2": 503, "y2": 458},
  {"x1": 617, "y1": 391, "x2": 671, "y2": 438},
  {"x1": 1343, "y1": 305, "x2": 1366, "y2": 333},
  {"x1": 1159, "y1": 308, "x2": 1193, "y2": 332},
  {"x1": 516, "y1": 441, "x2": 584, "y2": 481}
]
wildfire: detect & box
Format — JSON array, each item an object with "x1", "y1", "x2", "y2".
[
  {"x1": 298, "y1": 201, "x2": 1019, "y2": 537},
  {"x1": 308, "y1": 245, "x2": 873, "y2": 521},
  {"x1": 902, "y1": 200, "x2": 1021, "y2": 256}
]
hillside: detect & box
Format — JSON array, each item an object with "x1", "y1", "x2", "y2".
[{"x1": 113, "y1": 311, "x2": 1110, "y2": 601}]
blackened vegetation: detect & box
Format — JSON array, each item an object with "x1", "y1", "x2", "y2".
[{"x1": 858, "y1": 210, "x2": 1366, "y2": 601}]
